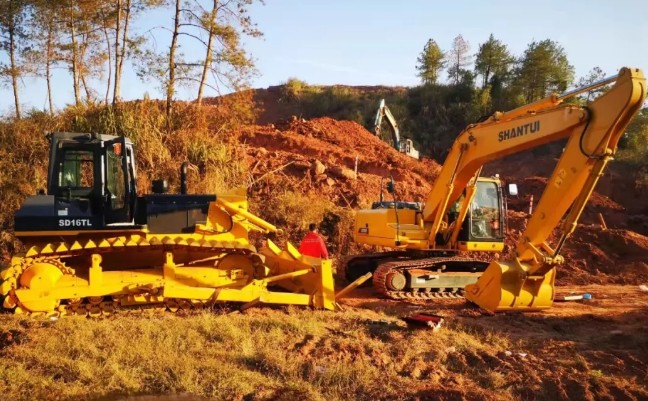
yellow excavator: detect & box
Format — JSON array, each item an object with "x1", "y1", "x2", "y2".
[
  {"x1": 345, "y1": 67, "x2": 646, "y2": 312},
  {"x1": 0, "y1": 132, "x2": 364, "y2": 317},
  {"x1": 374, "y1": 99, "x2": 420, "y2": 159}
]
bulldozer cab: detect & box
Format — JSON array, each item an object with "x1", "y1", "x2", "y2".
[{"x1": 46, "y1": 132, "x2": 135, "y2": 228}]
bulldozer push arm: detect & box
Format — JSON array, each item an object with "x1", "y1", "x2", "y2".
[{"x1": 459, "y1": 67, "x2": 646, "y2": 312}]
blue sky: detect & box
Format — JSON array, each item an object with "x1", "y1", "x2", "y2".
[{"x1": 1, "y1": 0, "x2": 647, "y2": 114}]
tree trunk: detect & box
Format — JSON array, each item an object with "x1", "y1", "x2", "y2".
[
  {"x1": 8, "y1": 17, "x2": 21, "y2": 119},
  {"x1": 80, "y1": 67, "x2": 92, "y2": 101},
  {"x1": 69, "y1": 12, "x2": 81, "y2": 106},
  {"x1": 79, "y1": 31, "x2": 92, "y2": 101},
  {"x1": 197, "y1": 0, "x2": 218, "y2": 104},
  {"x1": 115, "y1": 0, "x2": 131, "y2": 106},
  {"x1": 112, "y1": 0, "x2": 122, "y2": 107},
  {"x1": 100, "y1": 6, "x2": 112, "y2": 106},
  {"x1": 166, "y1": 0, "x2": 181, "y2": 119},
  {"x1": 46, "y1": 25, "x2": 54, "y2": 115}
]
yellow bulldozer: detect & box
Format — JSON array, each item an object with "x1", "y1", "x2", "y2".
[
  {"x1": 0, "y1": 132, "x2": 365, "y2": 317},
  {"x1": 345, "y1": 67, "x2": 646, "y2": 312}
]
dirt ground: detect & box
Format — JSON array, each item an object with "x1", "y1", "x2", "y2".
[
  {"x1": 338, "y1": 284, "x2": 648, "y2": 401},
  {"x1": 233, "y1": 115, "x2": 648, "y2": 399}
]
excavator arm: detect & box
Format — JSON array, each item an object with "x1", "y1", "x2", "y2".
[{"x1": 447, "y1": 67, "x2": 647, "y2": 312}]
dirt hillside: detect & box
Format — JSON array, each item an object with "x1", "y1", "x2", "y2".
[{"x1": 237, "y1": 116, "x2": 648, "y2": 286}]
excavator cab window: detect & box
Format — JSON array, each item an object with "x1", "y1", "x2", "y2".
[{"x1": 469, "y1": 181, "x2": 503, "y2": 240}]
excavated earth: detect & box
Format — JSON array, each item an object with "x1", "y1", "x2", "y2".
[
  {"x1": 235, "y1": 116, "x2": 648, "y2": 400},
  {"x1": 238, "y1": 116, "x2": 648, "y2": 287}
]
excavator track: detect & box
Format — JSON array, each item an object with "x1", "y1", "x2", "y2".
[{"x1": 372, "y1": 256, "x2": 488, "y2": 300}]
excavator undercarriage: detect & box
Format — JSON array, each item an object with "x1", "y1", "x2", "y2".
[{"x1": 344, "y1": 251, "x2": 488, "y2": 299}]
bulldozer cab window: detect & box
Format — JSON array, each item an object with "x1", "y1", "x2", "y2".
[
  {"x1": 58, "y1": 150, "x2": 94, "y2": 189},
  {"x1": 106, "y1": 146, "x2": 126, "y2": 210},
  {"x1": 470, "y1": 181, "x2": 502, "y2": 239}
]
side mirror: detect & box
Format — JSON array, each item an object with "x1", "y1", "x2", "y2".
[{"x1": 507, "y1": 183, "x2": 518, "y2": 196}]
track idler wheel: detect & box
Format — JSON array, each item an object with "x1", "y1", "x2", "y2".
[
  {"x1": 385, "y1": 271, "x2": 407, "y2": 291},
  {"x1": 15, "y1": 261, "x2": 64, "y2": 312}
]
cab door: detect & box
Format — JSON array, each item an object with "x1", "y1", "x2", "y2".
[{"x1": 104, "y1": 137, "x2": 132, "y2": 224}]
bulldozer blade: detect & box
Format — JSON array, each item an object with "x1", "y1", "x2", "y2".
[{"x1": 464, "y1": 260, "x2": 555, "y2": 313}]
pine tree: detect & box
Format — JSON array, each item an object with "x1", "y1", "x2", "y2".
[
  {"x1": 514, "y1": 39, "x2": 574, "y2": 102},
  {"x1": 447, "y1": 34, "x2": 471, "y2": 85},
  {"x1": 474, "y1": 34, "x2": 514, "y2": 89},
  {"x1": 416, "y1": 39, "x2": 445, "y2": 85}
]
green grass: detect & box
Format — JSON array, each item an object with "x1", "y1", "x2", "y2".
[
  {"x1": 0, "y1": 308, "x2": 507, "y2": 401},
  {"x1": 0, "y1": 304, "x2": 647, "y2": 401}
]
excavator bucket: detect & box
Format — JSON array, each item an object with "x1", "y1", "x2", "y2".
[{"x1": 464, "y1": 260, "x2": 555, "y2": 312}]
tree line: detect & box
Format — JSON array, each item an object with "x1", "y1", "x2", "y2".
[
  {"x1": 415, "y1": 34, "x2": 600, "y2": 110},
  {"x1": 0, "y1": 0, "x2": 262, "y2": 120},
  {"x1": 406, "y1": 34, "x2": 635, "y2": 157}
]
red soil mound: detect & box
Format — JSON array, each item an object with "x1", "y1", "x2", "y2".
[{"x1": 238, "y1": 116, "x2": 648, "y2": 285}]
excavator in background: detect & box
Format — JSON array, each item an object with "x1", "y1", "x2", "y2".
[
  {"x1": 345, "y1": 67, "x2": 646, "y2": 312},
  {"x1": 0, "y1": 132, "x2": 364, "y2": 317},
  {"x1": 374, "y1": 99, "x2": 420, "y2": 159}
]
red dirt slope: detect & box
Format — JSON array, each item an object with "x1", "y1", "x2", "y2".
[{"x1": 238, "y1": 116, "x2": 648, "y2": 286}]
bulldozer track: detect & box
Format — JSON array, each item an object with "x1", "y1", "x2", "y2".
[
  {"x1": 0, "y1": 235, "x2": 266, "y2": 317},
  {"x1": 372, "y1": 256, "x2": 485, "y2": 300}
]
